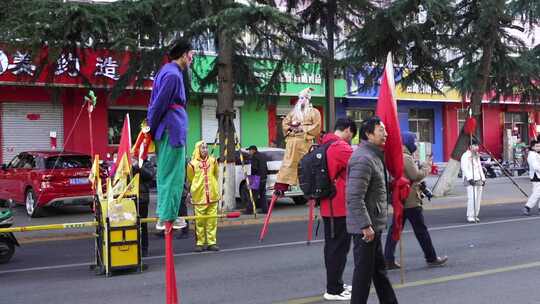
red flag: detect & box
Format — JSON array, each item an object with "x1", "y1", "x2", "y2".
[
  {"x1": 110, "y1": 114, "x2": 132, "y2": 176},
  {"x1": 375, "y1": 53, "x2": 410, "y2": 241},
  {"x1": 529, "y1": 114, "x2": 537, "y2": 140}
]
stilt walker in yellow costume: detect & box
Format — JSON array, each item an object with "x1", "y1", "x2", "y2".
[
  {"x1": 187, "y1": 141, "x2": 221, "y2": 252},
  {"x1": 274, "y1": 87, "x2": 322, "y2": 193}
]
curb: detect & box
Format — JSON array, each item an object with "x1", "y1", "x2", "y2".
[{"x1": 16, "y1": 197, "x2": 526, "y2": 244}]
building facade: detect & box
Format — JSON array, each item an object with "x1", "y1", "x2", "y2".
[{"x1": 0, "y1": 47, "x2": 335, "y2": 164}]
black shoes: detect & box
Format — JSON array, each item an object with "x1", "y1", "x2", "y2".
[
  {"x1": 207, "y1": 245, "x2": 220, "y2": 251},
  {"x1": 194, "y1": 245, "x2": 220, "y2": 252},
  {"x1": 427, "y1": 256, "x2": 448, "y2": 267},
  {"x1": 385, "y1": 260, "x2": 401, "y2": 270}
]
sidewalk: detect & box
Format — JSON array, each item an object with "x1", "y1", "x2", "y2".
[{"x1": 9, "y1": 175, "x2": 531, "y2": 244}]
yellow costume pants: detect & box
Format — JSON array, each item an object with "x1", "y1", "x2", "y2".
[{"x1": 194, "y1": 202, "x2": 218, "y2": 246}]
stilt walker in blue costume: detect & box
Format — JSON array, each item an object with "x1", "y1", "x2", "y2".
[{"x1": 148, "y1": 39, "x2": 194, "y2": 230}]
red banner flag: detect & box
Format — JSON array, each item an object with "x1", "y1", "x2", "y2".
[
  {"x1": 375, "y1": 53, "x2": 410, "y2": 241},
  {"x1": 529, "y1": 114, "x2": 537, "y2": 141},
  {"x1": 110, "y1": 114, "x2": 132, "y2": 176}
]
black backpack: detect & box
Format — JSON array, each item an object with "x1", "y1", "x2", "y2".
[{"x1": 298, "y1": 140, "x2": 337, "y2": 199}]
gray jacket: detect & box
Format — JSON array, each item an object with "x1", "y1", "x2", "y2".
[{"x1": 346, "y1": 140, "x2": 389, "y2": 234}]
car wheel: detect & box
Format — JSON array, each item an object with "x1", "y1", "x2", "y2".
[
  {"x1": 25, "y1": 188, "x2": 41, "y2": 218},
  {"x1": 292, "y1": 196, "x2": 308, "y2": 205},
  {"x1": 0, "y1": 241, "x2": 14, "y2": 264}
]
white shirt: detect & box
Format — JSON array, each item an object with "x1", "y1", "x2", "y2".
[
  {"x1": 527, "y1": 151, "x2": 540, "y2": 180},
  {"x1": 461, "y1": 150, "x2": 485, "y2": 182}
]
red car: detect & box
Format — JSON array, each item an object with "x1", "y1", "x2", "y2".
[{"x1": 0, "y1": 151, "x2": 96, "y2": 217}]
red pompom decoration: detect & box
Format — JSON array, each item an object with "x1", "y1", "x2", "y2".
[{"x1": 464, "y1": 117, "x2": 477, "y2": 135}]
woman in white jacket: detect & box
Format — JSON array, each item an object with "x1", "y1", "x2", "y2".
[
  {"x1": 523, "y1": 140, "x2": 540, "y2": 215},
  {"x1": 461, "y1": 143, "x2": 486, "y2": 223}
]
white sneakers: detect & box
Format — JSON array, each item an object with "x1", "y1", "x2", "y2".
[
  {"x1": 156, "y1": 220, "x2": 166, "y2": 230},
  {"x1": 173, "y1": 217, "x2": 187, "y2": 229},
  {"x1": 155, "y1": 217, "x2": 187, "y2": 230},
  {"x1": 323, "y1": 290, "x2": 351, "y2": 301},
  {"x1": 323, "y1": 285, "x2": 352, "y2": 301},
  {"x1": 467, "y1": 217, "x2": 480, "y2": 223}
]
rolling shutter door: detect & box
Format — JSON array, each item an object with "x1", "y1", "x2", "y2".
[
  {"x1": 2, "y1": 102, "x2": 64, "y2": 163},
  {"x1": 201, "y1": 99, "x2": 242, "y2": 144}
]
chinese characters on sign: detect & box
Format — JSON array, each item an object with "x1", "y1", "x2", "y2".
[
  {"x1": 0, "y1": 51, "x2": 8, "y2": 75},
  {"x1": 8, "y1": 51, "x2": 36, "y2": 76},
  {"x1": 55, "y1": 53, "x2": 80, "y2": 77},
  {"x1": 95, "y1": 56, "x2": 120, "y2": 80},
  {"x1": 405, "y1": 80, "x2": 444, "y2": 94}
]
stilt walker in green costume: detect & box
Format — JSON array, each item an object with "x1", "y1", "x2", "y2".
[{"x1": 147, "y1": 39, "x2": 194, "y2": 230}]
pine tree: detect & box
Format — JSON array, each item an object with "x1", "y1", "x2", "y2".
[
  {"x1": 261, "y1": 0, "x2": 376, "y2": 129},
  {"x1": 0, "y1": 0, "x2": 305, "y2": 210},
  {"x1": 186, "y1": 0, "x2": 306, "y2": 210},
  {"x1": 345, "y1": 0, "x2": 540, "y2": 196}
]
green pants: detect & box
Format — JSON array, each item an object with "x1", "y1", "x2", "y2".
[{"x1": 155, "y1": 133, "x2": 186, "y2": 221}]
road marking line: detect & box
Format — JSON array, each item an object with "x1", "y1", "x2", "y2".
[
  {"x1": 279, "y1": 261, "x2": 540, "y2": 304},
  {"x1": 3, "y1": 216, "x2": 540, "y2": 275}
]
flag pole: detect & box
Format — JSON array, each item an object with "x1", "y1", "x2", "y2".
[{"x1": 399, "y1": 238, "x2": 405, "y2": 284}]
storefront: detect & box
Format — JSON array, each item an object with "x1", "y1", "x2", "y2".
[
  {"x1": 342, "y1": 70, "x2": 461, "y2": 163},
  {"x1": 444, "y1": 100, "x2": 540, "y2": 162},
  {"x1": 0, "y1": 47, "x2": 334, "y2": 163}
]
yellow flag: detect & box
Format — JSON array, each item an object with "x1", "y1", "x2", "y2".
[
  {"x1": 88, "y1": 155, "x2": 100, "y2": 186},
  {"x1": 96, "y1": 177, "x2": 104, "y2": 201},
  {"x1": 117, "y1": 173, "x2": 139, "y2": 201},
  {"x1": 113, "y1": 153, "x2": 131, "y2": 185},
  {"x1": 106, "y1": 178, "x2": 114, "y2": 204}
]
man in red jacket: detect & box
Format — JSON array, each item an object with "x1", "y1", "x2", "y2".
[{"x1": 321, "y1": 117, "x2": 357, "y2": 301}]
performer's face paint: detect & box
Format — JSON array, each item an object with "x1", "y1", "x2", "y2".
[
  {"x1": 199, "y1": 143, "x2": 209, "y2": 159},
  {"x1": 367, "y1": 122, "x2": 387, "y2": 148},
  {"x1": 535, "y1": 143, "x2": 540, "y2": 153},
  {"x1": 470, "y1": 144, "x2": 479, "y2": 154}
]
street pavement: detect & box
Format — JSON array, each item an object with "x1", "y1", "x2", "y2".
[
  {"x1": 1, "y1": 175, "x2": 540, "y2": 303},
  {"x1": 5, "y1": 175, "x2": 533, "y2": 243}
]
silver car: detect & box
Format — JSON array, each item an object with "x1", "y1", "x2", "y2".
[{"x1": 234, "y1": 147, "x2": 307, "y2": 207}]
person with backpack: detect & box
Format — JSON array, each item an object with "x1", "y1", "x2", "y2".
[{"x1": 319, "y1": 118, "x2": 357, "y2": 301}]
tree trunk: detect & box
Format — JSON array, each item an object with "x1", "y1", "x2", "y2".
[
  {"x1": 432, "y1": 31, "x2": 496, "y2": 196},
  {"x1": 325, "y1": 0, "x2": 337, "y2": 131},
  {"x1": 217, "y1": 26, "x2": 236, "y2": 211}
]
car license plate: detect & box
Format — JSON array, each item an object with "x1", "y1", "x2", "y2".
[{"x1": 70, "y1": 178, "x2": 89, "y2": 185}]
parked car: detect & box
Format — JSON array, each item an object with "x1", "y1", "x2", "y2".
[
  {"x1": 234, "y1": 147, "x2": 307, "y2": 207},
  {"x1": 0, "y1": 151, "x2": 96, "y2": 217}
]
